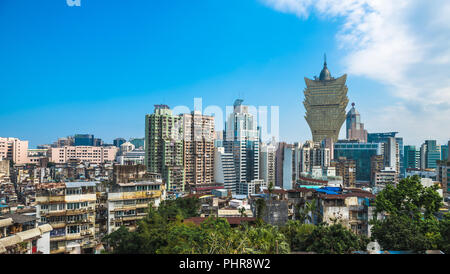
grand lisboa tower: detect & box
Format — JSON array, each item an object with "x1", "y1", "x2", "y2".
[{"x1": 303, "y1": 55, "x2": 349, "y2": 142}]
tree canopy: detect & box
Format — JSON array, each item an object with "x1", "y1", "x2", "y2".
[{"x1": 371, "y1": 175, "x2": 447, "y2": 252}]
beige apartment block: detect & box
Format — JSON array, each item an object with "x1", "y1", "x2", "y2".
[
  {"x1": 182, "y1": 112, "x2": 215, "y2": 188},
  {"x1": 107, "y1": 178, "x2": 166, "y2": 233},
  {"x1": 49, "y1": 146, "x2": 118, "y2": 164},
  {"x1": 36, "y1": 182, "x2": 97, "y2": 254},
  {"x1": 0, "y1": 137, "x2": 29, "y2": 165}
]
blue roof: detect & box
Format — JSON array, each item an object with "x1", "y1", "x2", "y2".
[
  {"x1": 65, "y1": 181, "x2": 97, "y2": 188},
  {"x1": 298, "y1": 185, "x2": 323, "y2": 189},
  {"x1": 316, "y1": 189, "x2": 340, "y2": 195},
  {"x1": 232, "y1": 194, "x2": 247, "y2": 200}
]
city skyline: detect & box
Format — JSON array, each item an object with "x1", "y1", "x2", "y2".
[{"x1": 1, "y1": 0, "x2": 450, "y2": 148}]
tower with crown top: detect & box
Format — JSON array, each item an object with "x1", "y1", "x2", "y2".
[{"x1": 303, "y1": 55, "x2": 349, "y2": 142}]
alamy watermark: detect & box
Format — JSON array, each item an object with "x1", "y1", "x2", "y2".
[
  {"x1": 170, "y1": 97, "x2": 279, "y2": 143},
  {"x1": 67, "y1": 0, "x2": 81, "y2": 7}
]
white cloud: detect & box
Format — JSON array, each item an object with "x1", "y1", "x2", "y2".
[{"x1": 260, "y1": 0, "x2": 450, "y2": 145}]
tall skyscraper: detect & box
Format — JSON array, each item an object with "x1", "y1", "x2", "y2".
[
  {"x1": 303, "y1": 56, "x2": 349, "y2": 142},
  {"x1": 224, "y1": 99, "x2": 260, "y2": 194},
  {"x1": 404, "y1": 145, "x2": 420, "y2": 169},
  {"x1": 145, "y1": 105, "x2": 185, "y2": 192},
  {"x1": 441, "y1": 144, "x2": 448, "y2": 161},
  {"x1": 181, "y1": 111, "x2": 215, "y2": 190},
  {"x1": 346, "y1": 103, "x2": 367, "y2": 142},
  {"x1": 420, "y1": 140, "x2": 441, "y2": 170}
]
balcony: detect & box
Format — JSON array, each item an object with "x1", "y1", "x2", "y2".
[
  {"x1": 50, "y1": 247, "x2": 66, "y2": 254},
  {"x1": 349, "y1": 205, "x2": 366, "y2": 212}
]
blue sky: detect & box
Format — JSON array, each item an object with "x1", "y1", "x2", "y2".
[{"x1": 1, "y1": 0, "x2": 449, "y2": 148}]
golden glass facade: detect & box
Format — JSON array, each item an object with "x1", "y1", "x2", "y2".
[{"x1": 303, "y1": 71, "x2": 349, "y2": 142}]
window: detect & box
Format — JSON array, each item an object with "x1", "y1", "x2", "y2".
[
  {"x1": 41, "y1": 205, "x2": 48, "y2": 210},
  {"x1": 67, "y1": 203, "x2": 80, "y2": 210},
  {"x1": 66, "y1": 188, "x2": 81, "y2": 195},
  {"x1": 67, "y1": 225, "x2": 80, "y2": 234}
]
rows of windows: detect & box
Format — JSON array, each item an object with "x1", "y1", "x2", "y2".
[
  {"x1": 41, "y1": 202, "x2": 91, "y2": 211},
  {"x1": 41, "y1": 214, "x2": 89, "y2": 223}
]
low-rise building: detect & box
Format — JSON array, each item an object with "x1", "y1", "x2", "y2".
[
  {"x1": 36, "y1": 182, "x2": 97, "y2": 254},
  {"x1": 0, "y1": 214, "x2": 52, "y2": 254},
  {"x1": 107, "y1": 177, "x2": 166, "y2": 233},
  {"x1": 49, "y1": 146, "x2": 118, "y2": 164}
]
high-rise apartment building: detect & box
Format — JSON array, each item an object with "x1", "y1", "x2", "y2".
[
  {"x1": 181, "y1": 111, "x2": 215, "y2": 189},
  {"x1": 330, "y1": 157, "x2": 356, "y2": 188},
  {"x1": 303, "y1": 57, "x2": 349, "y2": 142},
  {"x1": 0, "y1": 137, "x2": 29, "y2": 165},
  {"x1": 298, "y1": 140, "x2": 331, "y2": 173},
  {"x1": 368, "y1": 132, "x2": 402, "y2": 177},
  {"x1": 260, "y1": 142, "x2": 276, "y2": 187},
  {"x1": 145, "y1": 105, "x2": 185, "y2": 193}
]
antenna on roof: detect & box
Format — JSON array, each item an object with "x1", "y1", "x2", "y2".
[{"x1": 324, "y1": 53, "x2": 327, "y2": 66}]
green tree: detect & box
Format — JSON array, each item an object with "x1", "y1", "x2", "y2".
[
  {"x1": 280, "y1": 220, "x2": 315, "y2": 251},
  {"x1": 370, "y1": 175, "x2": 444, "y2": 251},
  {"x1": 304, "y1": 223, "x2": 369, "y2": 254},
  {"x1": 102, "y1": 226, "x2": 141, "y2": 254}
]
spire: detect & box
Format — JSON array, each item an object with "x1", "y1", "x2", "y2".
[{"x1": 319, "y1": 54, "x2": 331, "y2": 81}]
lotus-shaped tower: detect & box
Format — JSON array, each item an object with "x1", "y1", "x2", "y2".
[{"x1": 303, "y1": 56, "x2": 349, "y2": 142}]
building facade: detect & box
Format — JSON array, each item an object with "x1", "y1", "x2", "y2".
[
  {"x1": 145, "y1": 105, "x2": 185, "y2": 193},
  {"x1": 36, "y1": 182, "x2": 97, "y2": 254},
  {"x1": 107, "y1": 178, "x2": 165, "y2": 233},
  {"x1": 346, "y1": 103, "x2": 368, "y2": 143},
  {"x1": 182, "y1": 112, "x2": 215, "y2": 189},
  {"x1": 0, "y1": 137, "x2": 29, "y2": 165},
  {"x1": 334, "y1": 141, "x2": 382, "y2": 183},
  {"x1": 260, "y1": 142, "x2": 276, "y2": 187},
  {"x1": 224, "y1": 99, "x2": 260, "y2": 194},
  {"x1": 303, "y1": 57, "x2": 349, "y2": 142},
  {"x1": 49, "y1": 146, "x2": 118, "y2": 164}
]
